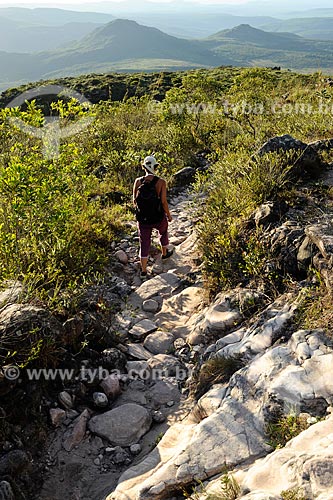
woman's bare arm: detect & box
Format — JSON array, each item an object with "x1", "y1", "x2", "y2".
[
  {"x1": 160, "y1": 180, "x2": 172, "y2": 222},
  {"x1": 133, "y1": 178, "x2": 140, "y2": 206}
]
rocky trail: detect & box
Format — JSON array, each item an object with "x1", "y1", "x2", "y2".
[
  {"x1": 2, "y1": 136, "x2": 333, "y2": 500},
  {"x1": 35, "y1": 188, "x2": 205, "y2": 500}
]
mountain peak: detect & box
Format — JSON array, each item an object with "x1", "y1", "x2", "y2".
[{"x1": 209, "y1": 23, "x2": 303, "y2": 47}]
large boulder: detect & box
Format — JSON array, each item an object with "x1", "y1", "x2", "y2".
[
  {"x1": 88, "y1": 403, "x2": 152, "y2": 446},
  {"x1": 143, "y1": 331, "x2": 174, "y2": 355},
  {"x1": 255, "y1": 134, "x2": 324, "y2": 179}
]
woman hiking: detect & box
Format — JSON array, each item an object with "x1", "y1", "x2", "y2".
[{"x1": 133, "y1": 155, "x2": 173, "y2": 280}]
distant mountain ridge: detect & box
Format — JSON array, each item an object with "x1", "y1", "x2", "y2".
[
  {"x1": 260, "y1": 17, "x2": 333, "y2": 40},
  {"x1": 1, "y1": 20, "x2": 333, "y2": 91},
  {"x1": 0, "y1": 7, "x2": 115, "y2": 26}
]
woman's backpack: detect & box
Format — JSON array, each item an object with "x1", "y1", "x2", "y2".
[{"x1": 135, "y1": 176, "x2": 164, "y2": 224}]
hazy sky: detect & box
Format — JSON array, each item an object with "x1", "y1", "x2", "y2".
[{"x1": 0, "y1": 0, "x2": 249, "y2": 5}]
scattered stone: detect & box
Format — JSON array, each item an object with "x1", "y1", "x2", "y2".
[
  {"x1": 127, "y1": 343, "x2": 152, "y2": 360},
  {"x1": 129, "y1": 319, "x2": 158, "y2": 340},
  {"x1": 111, "y1": 446, "x2": 131, "y2": 465},
  {"x1": 58, "y1": 391, "x2": 74, "y2": 410},
  {"x1": 186, "y1": 330, "x2": 205, "y2": 346},
  {"x1": 143, "y1": 331, "x2": 174, "y2": 355},
  {"x1": 105, "y1": 447, "x2": 115, "y2": 453},
  {"x1": 62, "y1": 409, "x2": 90, "y2": 452},
  {"x1": 129, "y1": 444, "x2": 142, "y2": 455},
  {"x1": 115, "y1": 250, "x2": 128, "y2": 265},
  {"x1": 152, "y1": 410, "x2": 166, "y2": 423},
  {"x1": 126, "y1": 361, "x2": 150, "y2": 379},
  {"x1": 66, "y1": 409, "x2": 79, "y2": 420},
  {"x1": 100, "y1": 375, "x2": 121, "y2": 399},
  {"x1": 147, "y1": 379, "x2": 181, "y2": 407},
  {"x1": 50, "y1": 408, "x2": 66, "y2": 427},
  {"x1": 93, "y1": 392, "x2": 109, "y2": 408},
  {"x1": 88, "y1": 403, "x2": 152, "y2": 446},
  {"x1": 101, "y1": 348, "x2": 127, "y2": 371},
  {"x1": 142, "y1": 299, "x2": 159, "y2": 313},
  {"x1": 174, "y1": 338, "x2": 186, "y2": 350},
  {"x1": 148, "y1": 354, "x2": 184, "y2": 377}
]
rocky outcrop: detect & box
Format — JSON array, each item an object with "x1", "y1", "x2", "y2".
[
  {"x1": 255, "y1": 134, "x2": 325, "y2": 178},
  {"x1": 200, "y1": 414, "x2": 333, "y2": 500}
]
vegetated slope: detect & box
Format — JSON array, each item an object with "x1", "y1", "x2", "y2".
[
  {"x1": 260, "y1": 17, "x2": 333, "y2": 40},
  {"x1": 0, "y1": 71, "x2": 184, "y2": 108}
]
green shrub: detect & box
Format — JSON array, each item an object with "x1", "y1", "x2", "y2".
[
  {"x1": 192, "y1": 355, "x2": 244, "y2": 400},
  {"x1": 265, "y1": 413, "x2": 309, "y2": 449},
  {"x1": 280, "y1": 488, "x2": 306, "y2": 500}
]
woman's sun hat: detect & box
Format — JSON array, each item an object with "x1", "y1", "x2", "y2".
[{"x1": 142, "y1": 155, "x2": 159, "y2": 174}]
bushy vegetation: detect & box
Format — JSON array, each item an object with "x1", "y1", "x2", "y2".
[{"x1": 1, "y1": 66, "x2": 333, "y2": 308}]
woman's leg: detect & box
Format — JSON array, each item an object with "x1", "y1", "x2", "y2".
[
  {"x1": 156, "y1": 217, "x2": 169, "y2": 256},
  {"x1": 138, "y1": 223, "x2": 152, "y2": 272}
]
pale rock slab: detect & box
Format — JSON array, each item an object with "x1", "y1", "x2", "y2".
[
  {"x1": 109, "y1": 398, "x2": 269, "y2": 500},
  {"x1": 129, "y1": 273, "x2": 180, "y2": 306},
  {"x1": 155, "y1": 286, "x2": 203, "y2": 337},
  {"x1": 196, "y1": 384, "x2": 227, "y2": 418},
  {"x1": 215, "y1": 294, "x2": 298, "y2": 358},
  {"x1": 235, "y1": 415, "x2": 333, "y2": 499}
]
